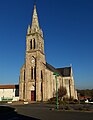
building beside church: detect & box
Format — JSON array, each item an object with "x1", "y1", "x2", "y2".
[
  {"x1": 19, "y1": 5, "x2": 77, "y2": 101},
  {"x1": 0, "y1": 85, "x2": 19, "y2": 101}
]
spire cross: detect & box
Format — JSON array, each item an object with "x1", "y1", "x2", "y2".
[{"x1": 34, "y1": 0, "x2": 37, "y2": 5}]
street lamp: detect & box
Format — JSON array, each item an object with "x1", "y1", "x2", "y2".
[{"x1": 53, "y1": 72, "x2": 59, "y2": 110}]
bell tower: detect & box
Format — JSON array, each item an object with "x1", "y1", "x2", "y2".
[
  {"x1": 24, "y1": 5, "x2": 46, "y2": 101},
  {"x1": 26, "y1": 5, "x2": 44, "y2": 54}
]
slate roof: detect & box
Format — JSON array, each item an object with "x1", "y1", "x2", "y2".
[
  {"x1": 46, "y1": 63, "x2": 72, "y2": 77},
  {"x1": 56, "y1": 67, "x2": 71, "y2": 77},
  {"x1": 46, "y1": 63, "x2": 62, "y2": 76},
  {"x1": 46, "y1": 62, "x2": 56, "y2": 72}
]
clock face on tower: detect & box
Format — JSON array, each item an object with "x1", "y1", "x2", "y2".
[
  {"x1": 31, "y1": 59, "x2": 35, "y2": 63},
  {"x1": 31, "y1": 56, "x2": 35, "y2": 66}
]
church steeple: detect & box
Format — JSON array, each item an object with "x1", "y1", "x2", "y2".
[
  {"x1": 26, "y1": 4, "x2": 44, "y2": 53},
  {"x1": 31, "y1": 5, "x2": 40, "y2": 30},
  {"x1": 27, "y1": 4, "x2": 43, "y2": 36}
]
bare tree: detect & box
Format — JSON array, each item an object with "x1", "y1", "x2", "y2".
[{"x1": 58, "y1": 86, "x2": 67, "y2": 101}]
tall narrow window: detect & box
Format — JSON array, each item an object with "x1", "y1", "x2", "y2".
[
  {"x1": 34, "y1": 38, "x2": 35, "y2": 49},
  {"x1": 41, "y1": 71, "x2": 43, "y2": 80},
  {"x1": 31, "y1": 67, "x2": 33, "y2": 79},
  {"x1": 34, "y1": 67, "x2": 36, "y2": 80},
  {"x1": 41, "y1": 71, "x2": 43, "y2": 101},
  {"x1": 24, "y1": 70, "x2": 25, "y2": 81},
  {"x1": 30, "y1": 40, "x2": 32, "y2": 49}
]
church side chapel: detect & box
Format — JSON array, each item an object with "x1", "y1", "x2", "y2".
[{"x1": 19, "y1": 4, "x2": 77, "y2": 101}]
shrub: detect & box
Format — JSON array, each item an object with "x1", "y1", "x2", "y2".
[
  {"x1": 0, "y1": 101, "x2": 7, "y2": 104},
  {"x1": 59, "y1": 100, "x2": 67, "y2": 105},
  {"x1": 19, "y1": 99, "x2": 24, "y2": 102},
  {"x1": 48, "y1": 97, "x2": 56, "y2": 104},
  {"x1": 65, "y1": 105, "x2": 71, "y2": 110},
  {"x1": 74, "y1": 99, "x2": 78, "y2": 102}
]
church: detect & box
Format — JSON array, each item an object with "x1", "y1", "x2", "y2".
[{"x1": 19, "y1": 5, "x2": 77, "y2": 101}]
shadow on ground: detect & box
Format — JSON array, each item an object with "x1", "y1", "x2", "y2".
[{"x1": 0, "y1": 106, "x2": 40, "y2": 120}]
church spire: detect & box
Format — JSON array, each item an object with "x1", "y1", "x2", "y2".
[
  {"x1": 27, "y1": 4, "x2": 43, "y2": 37},
  {"x1": 31, "y1": 4, "x2": 40, "y2": 31}
]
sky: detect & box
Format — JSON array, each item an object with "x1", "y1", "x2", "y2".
[{"x1": 0, "y1": 0, "x2": 93, "y2": 89}]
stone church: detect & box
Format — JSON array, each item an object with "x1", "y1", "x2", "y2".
[{"x1": 19, "y1": 5, "x2": 77, "y2": 101}]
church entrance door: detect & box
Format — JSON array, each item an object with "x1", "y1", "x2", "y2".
[{"x1": 31, "y1": 90, "x2": 35, "y2": 101}]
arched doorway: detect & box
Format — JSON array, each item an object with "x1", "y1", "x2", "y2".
[{"x1": 31, "y1": 85, "x2": 36, "y2": 101}]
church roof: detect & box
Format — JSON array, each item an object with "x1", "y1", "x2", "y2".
[
  {"x1": 56, "y1": 67, "x2": 71, "y2": 77},
  {"x1": 46, "y1": 63, "x2": 60, "y2": 75},
  {"x1": 46, "y1": 63, "x2": 62, "y2": 76},
  {"x1": 46, "y1": 62, "x2": 56, "y2": 72},
  {"x1": 46, "y1": 63, "x2": 71, "y2": 77}
]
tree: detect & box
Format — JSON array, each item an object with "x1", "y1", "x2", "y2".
[
  {"x1": 58, "y1": 86, "x2": 67, "y2": 101},
  {"x1": 77, "y1": 89, "x2": 93, "y2": 97}
]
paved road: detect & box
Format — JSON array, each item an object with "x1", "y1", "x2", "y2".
[{"x1": 1, "y1": 103, "x2": 93, "y2": 120}]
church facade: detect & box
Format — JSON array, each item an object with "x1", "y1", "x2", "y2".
[{"x1": 19, "y1": 5, "x2": 77, "y2": 101}]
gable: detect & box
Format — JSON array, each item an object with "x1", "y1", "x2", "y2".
[{"x1": 56, "y1": 67, "x2": 71, "y2": 77}]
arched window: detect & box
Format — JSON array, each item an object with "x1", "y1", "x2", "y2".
[
  {"x1": 30, "y1": 40, "x2": 32, "y2": 49},
  {"x1": 34, "y1": 38, "x2": 35, "y2": 49}
]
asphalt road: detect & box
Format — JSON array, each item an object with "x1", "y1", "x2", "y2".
[{"x1": 1, "y1": 103, "x2": 93, "y2": 120}]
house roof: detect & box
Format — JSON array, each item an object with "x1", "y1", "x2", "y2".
[
  {"x1": 56, "y1": 67, "x2": 71, "y2": 77},
  {"x1": 0, "y1": 85, "x2": 19, "y2": 89}
]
